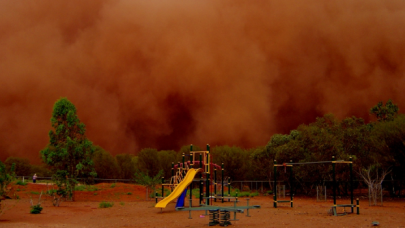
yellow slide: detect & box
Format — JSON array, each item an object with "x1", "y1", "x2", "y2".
[{"x1": 155, "y1": 168, "x2": 199, "y2": 208}]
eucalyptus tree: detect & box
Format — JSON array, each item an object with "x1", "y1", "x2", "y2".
[{"x1": 40, "y1": 98, "x2": 96, "y2": 201}]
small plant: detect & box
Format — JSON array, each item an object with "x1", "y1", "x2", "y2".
[
  {"x1": 30, "y1": 191, "x2": 40, "y2": 195},
  {"x1": 110, "y1": 183, "x2": 116, "y2": 188},
  {"x1": 99, "y1": 201, "x2": 114, "y2": 208},
  {"x1": 30, "y1": 204, "x2": 43, "y2": 214},
  {"x1": 16, "y1": 180, "x2": 27, "y2": 186},
  {"x1": 93, "y1": 192, "x2": 98, "y2": 196},
  {"x1": 30, "y1": 191, "x2": 43, "y2": 214},
  {"x1": 120, "y1": 202, "x2": 125, "y2": 206}
]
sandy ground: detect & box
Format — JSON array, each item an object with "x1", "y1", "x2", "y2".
[{"x1": 1, "y1": 183, "x2": 405, "y2": 228}]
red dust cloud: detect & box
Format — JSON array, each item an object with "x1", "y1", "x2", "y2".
[{"x1": 1, "y1": 0, "x2": 405, "y2": 163}]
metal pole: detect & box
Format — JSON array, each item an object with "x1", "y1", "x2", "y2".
[
  {"x1": 356, "y1": 198, "x2": 360, "y2": 214},
  {"x1": 206, "y1": 144, "x2": 210, "y2": 205},
  {"x1": 190, "y1": 144, "x2": 193, "y2": 166},
  {"x1": 332, "y1": 156, "x2": 336, "y2": 207},
  {"x1": 171, "y1": 162, "x2": 174, "y2": 179},
  {"x1": 161, "y1": 176, "x2": 164, "y2": 197},
  {"x1": 200, "y1": 153, "x2": 203, "y2": 205},
  {"x1": 214, "y1": 168, "x2": 217, "y2": 202},
  {"x1": 182, "y1": 153, "x2": 185, "y2": 176},
  {"x1": 228, "y1": 177, "x2": 231, "y2": 202},
  {"x1": 190, "y1": 144, "x2": 193, "y2": 202},
  {"x1": 350, "y1": 157, "x2": 353, "y2": 213},
  {"x1": 171, "y1": 162, "x2": 174, "y2": 193},
  {"x1": 188, "y1": 198, "x2": 192, "y2": 219},
  {"x1": 290, "y1": 160, "x2": 293, "y2": 208},
  {"x1": 222, "y1": 163, "x2": 224, "y2": 203},
  {"x1": 274, "y1": 160, "x2": 277, "y2": 208}
]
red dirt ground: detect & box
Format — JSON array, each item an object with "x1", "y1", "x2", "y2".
[{"x1": 1, "y1": 183, "x2": 405, "y2": 227}]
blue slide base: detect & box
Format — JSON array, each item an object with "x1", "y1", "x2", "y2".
[{"x1": 175, "y1": 189, "x2": 188, "y2": 208}]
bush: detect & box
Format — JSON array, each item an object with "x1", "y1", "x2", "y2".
[
  {"x1": 99, "y1": 201, "x2": 114, "y2": 208},
  {"x1": 30, "y1": 205, "x2": 43, "y2": 214},
  {"x1": 249, "y1": 192, "x2": 259, "y2": 197},
  {"x1": 16, "y1": 180, "x2": 27, "y2": 186},
  {"x1": 110, "y1": 183, "x2": 116, "y2": 188},
  {"x1": 75, "y1": 185, "x2": 98, "y2": 191},
  {"x1": 74, "y1": 185, "x2": 86, "y2": 191}
]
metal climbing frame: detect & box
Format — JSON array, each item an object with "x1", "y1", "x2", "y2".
[{"x1": 273, "y1": 156, "x2": 360, "y2": 216}]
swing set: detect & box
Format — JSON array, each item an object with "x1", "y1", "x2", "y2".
[{"x1": 273, "y1": 156, "x2": 360, "y2": 216}]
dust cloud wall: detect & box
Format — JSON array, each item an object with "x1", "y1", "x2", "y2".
[{"x1": 1, "y1": 0, "x2": 405, "y2": 163}]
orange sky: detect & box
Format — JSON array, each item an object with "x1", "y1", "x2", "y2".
[{"x1": 1, "y1": 0, "x2": 405, "y2": 163}]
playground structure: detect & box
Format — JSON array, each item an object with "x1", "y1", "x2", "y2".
[
  {"x1": 155, "y1": 144, "x2": 261, "y2": 225},
  {"x1": 156, "y1": 144, "x2": 238, "y2": 208},
  {"x1": 273, "y1": 156, "x2": 360, "y2": 216}
]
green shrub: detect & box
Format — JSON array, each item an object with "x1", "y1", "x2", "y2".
[
  {"x1": 110, "y1": 183, "x2": 116, "y2": 188},
  {"x1": 30, "y1": 205, "x2": 43, "y2": 214},
  {"x1": 30, "y1": 191, "x2": 40, "y2": 195},
  {"x1": 249, "y1": 192, "x2": 259, "y2": 197},
  {"x1": 99, "y1": 201, "x2": 114, "y2": 208},
  {"x1": 237, "y1": 192, "x2": 250, "y2": 197},
  {"x1": 16, "y1": 180, "x2": 27, "y2": 186},
  {"x1": 75, "y1": 185, "x2": 86, "y2": 191},
  {"x1": 127, "y1": 192, "x2": 132, "y2": 195},
  {"x1": 120, "y1": 202, "x2": 125, "y2": 206},
  {"x1": 75, "y1": 185, "x2": 98, "y2": 191}
]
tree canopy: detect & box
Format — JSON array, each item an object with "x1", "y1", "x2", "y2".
[{"x1": 40, "y1": 98, "x2": 96, "y2": 201}]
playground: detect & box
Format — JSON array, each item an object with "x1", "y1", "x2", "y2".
[
  {"x1": 1, "y1": 150, "x2": 405, "y2": 228},
  {"x1": 1, "y1": 182, "x2": 405, "y2": 227}
]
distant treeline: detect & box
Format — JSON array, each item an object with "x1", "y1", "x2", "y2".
[{"x1": 4, "y1": 100, "x2": 405, "y2": 197}]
